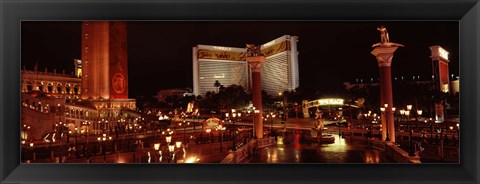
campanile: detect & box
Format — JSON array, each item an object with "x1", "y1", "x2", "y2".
[{"x1": 81, "y1": 21, "x2": 128, "y2": 100}]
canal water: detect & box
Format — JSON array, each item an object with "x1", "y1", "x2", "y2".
[{"x1": 249, "y1": 131, "x2": 396, "y2": 163}]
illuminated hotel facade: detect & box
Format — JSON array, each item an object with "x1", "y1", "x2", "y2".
[{"x1": 193, "y1": 35, "x2": 299, "y2": 96}]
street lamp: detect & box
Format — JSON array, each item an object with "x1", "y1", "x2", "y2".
[
  {"x1": 166, "y1": 134, "x2": 172, "y2": 144},
  {"x1": 68, "y1": 130, "x2": 72, "y2": 145},
  {"x1": 416, "y1": 109, "x2": 423, "y2": 131},
  {"x1": 363, "y1": 113, "x2": 372, "y2": 137},
  {"x1": 22, "y1": 124, "x2": 31, "y2": 145},
  {"x1": 231, "y1": 110, "x2": 240, "y2": 151},
  {"x1": 380, "y1": 105, "x2": 390, "y2": 141},
  {"x1": 168, "y1": 144, "x2": 175, "y2": 163},
  {"x1": 406, "y1": 105, "x2": 415, "y2": 157},
  {"x1": 336, "y1": 113, "x2": 342, "y2": 137},
  {"x1": 206, "y1": 128, "x2": 212, "y2": 143},
  {"x1": 164, "y1": 130, "x2": 175, "y2": 163},
  {"x1": 172, "y1": 141, "x2": 182, "y2": 163},
  {"x1": 153, "y1": 143, "x2": 161, "y2": 163},
  {"x1": 456, "y1": 123, "x2": 460, "y2": 139},
  {"x1": 81, "y1": 121, "x2": 91, "y2": 157},
  {"x1": 252, "y1": 107, "x2": 260, "y2": 139},
  {"x1": 97, "y1": 134, "x2": 111, "y2": 163},
  {"x1": 74, "y1": 127, "x2": 78, "y2": 147},
  {"x1": 391, "y1": 107, "x2": 396, "y2": 132},
  {"x1": 216, "y1": 125, "x2": 226, "y2": 152},
  {"x1": 268, "y1": 113, "x2": 276, "y2": 136}
]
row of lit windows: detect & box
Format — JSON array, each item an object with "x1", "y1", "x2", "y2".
[
  {"x1": 262, "y1": 53, "x2": 292, "y2": 95},
  {"x1": 198, "y1": 60, "x2": 248, "y2": 96}
]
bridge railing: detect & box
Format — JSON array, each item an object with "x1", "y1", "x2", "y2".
[
  {"x1": 367, "y1": 138, "x2": 386, "y2": 150},
  {"x1": 367, "y1": 138, "x2": 421, "y2": 163},
  {"x1": 221, "y1": 137, "x2": 275, "y2": 163}
]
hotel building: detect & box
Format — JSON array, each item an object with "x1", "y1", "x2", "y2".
[{"x1": 193, "y1": 35, "x2": 299, "y2": 96}]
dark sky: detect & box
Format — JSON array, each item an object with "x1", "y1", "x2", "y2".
[{"x1": 21, "y1": 21, "x2": 459, "y2": 98}]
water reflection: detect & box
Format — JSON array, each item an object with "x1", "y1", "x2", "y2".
[{"x1": 251, "y1": 131, "x2": 394, "y2": 163}]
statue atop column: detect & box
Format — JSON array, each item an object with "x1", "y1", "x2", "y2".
[
  {"x1": 377, "y1": 25, "x2": 390, "y2": 43},
  {"x1": 372, "y1": 25, "x2": 404, "y2": 48}
]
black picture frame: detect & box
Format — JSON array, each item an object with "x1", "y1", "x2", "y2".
[{"x1": 1, "y1": 0, "x2": 478, "y2": 183}]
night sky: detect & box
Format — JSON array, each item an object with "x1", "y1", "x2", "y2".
[{"x1": 21, "y1": 21, "x2": 459, "y2": 98}]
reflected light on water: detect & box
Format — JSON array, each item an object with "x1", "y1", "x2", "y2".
[
  {"x1": 363, "y1": 150, "x2": 382, "y2": 163},
  {"x1": 294, "y1": 133, "x2": 301, "y2": 150},
  {"x1": 321, "y1": 134, "x2": 348, "y2": 152}
]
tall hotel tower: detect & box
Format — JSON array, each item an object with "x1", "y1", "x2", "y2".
[
  {"x1": 193, "y1": 35, "x2": 299, "y2": 96},
  {"x1": 261, "y1": 35, "x2": 299, "y2": 96},
  {"x1": 192, "y1": 45, "x2": 249, "y2": 96}
]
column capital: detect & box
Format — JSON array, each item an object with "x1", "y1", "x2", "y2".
[
  {"x1": 371, "y1": 46, "x2": 400, "y2": 67},
  {"x1": 247, "y1": 56, "x2": 266, "y2": 72}
]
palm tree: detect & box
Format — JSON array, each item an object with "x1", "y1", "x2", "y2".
[{"x1": 214, "y1": 80, "x2": 221, "y2": 92}]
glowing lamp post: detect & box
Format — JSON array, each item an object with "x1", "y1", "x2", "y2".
[
  {"x1": 405, "y1": 105, "x2": 415, "y2": 157},
  {"x1": 97, "y1": 134, "x2": 111, "y2": 163},
  {"x1": 22, "y1": 125, "x2": 30, "y2": 145},
  {"x1": 456, "y1": 123, "x2": 460, "y2": 139},
  {"x1": 217, "y1": 125, "x2": 226, "y2": 151},
  {"x1": 206, "y1": 128, "x2": 212, "y2": 143},
  {"x1": 417, "y1": 109, "x2": 423, "y2": 129},
  {"x1": 166, "y1": 135, "x2": 172, "y2": 144},
  {"x1": 380, "y1": 104, "x2": 390, "y2": 141},
  {"x1": 251, "y1": 107, "x2": 260, "y2": 139},
  {"x1": 231, "y1": 110, "x2": 241, "y2": 151},
  {"x1": 74, "y1": 127, "x2": 78, "y2": 147},
  {"x1": 154, "y1": 143, "x2": 160, "y2": 151},
  {"x1": 172, "y1": 141, "x2": 182, "y2": 163},
  {"x1": 168, "y1": 144, "x2": 175, "y2": 163}
]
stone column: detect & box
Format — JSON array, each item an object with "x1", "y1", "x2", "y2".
[
  {"x1": 371, "y1": 46, "x2": 402, "y2": 142},
  {"x1": 247, "y1": 56, "x2": 266, "y2": 139}
]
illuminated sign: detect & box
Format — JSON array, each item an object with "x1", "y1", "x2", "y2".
[
  {"x1": 203, "y1": 118, "x2": 222, "y2": 130},
  {"x1": 438, "y1": 47, "x2": 449, "y2": 60},
  {"x1": 317, "y1": 98, "x2": 344, "y2": 106},
  {"x1": 261, "y1": 40, "x2": 290, "y2": 57},
  {"x1": 213, "y1": 46, "x2": 232, "y2": 51},
  {"x1": 197, "y1": 49, "x2": 246, "y2": 61},
  {"x1": 430, "y1": 45, "x2": 449, "y2": 61},
  {"x1": 262, "y1": 40, "x2": 276, "y2": 47}
]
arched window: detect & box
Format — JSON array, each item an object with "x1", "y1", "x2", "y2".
[
  {"x1": 26, "y1": 82, "x2": 33, "y2": 91},
  {"x1": 73, "y1": 85, "x2": 79, "y2": 94},
  {"x1": 66, "y1": 85, "x2": 71, "y2": 94},
  {"x1": 47, "y1": 83, "x2": 53, "y2": 93}
]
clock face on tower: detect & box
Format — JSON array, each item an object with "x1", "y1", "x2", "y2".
[{"x1": 112, "y1": 73, "x2": 125, "y2": 94}]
